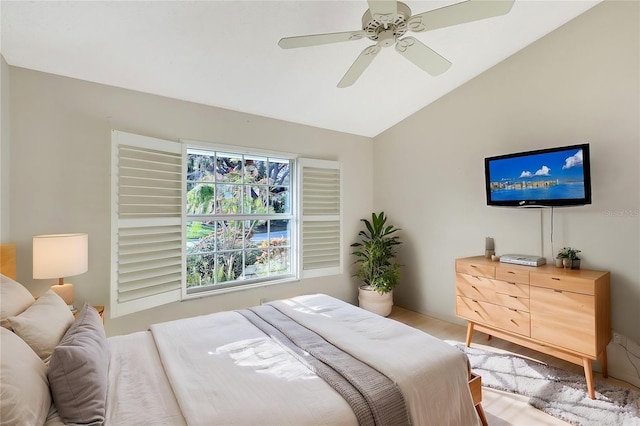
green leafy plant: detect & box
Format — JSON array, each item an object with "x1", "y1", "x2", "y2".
[
  {"x1": 351, "y1": 212, "x2": 402, "y2": 294},
  {"x1": 557, "y1": 247, "x2": 581, "y2": 260}
]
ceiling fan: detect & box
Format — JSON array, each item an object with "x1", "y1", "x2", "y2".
[{"x1": 278, "y1": 0, "x2": 515, "y2": 88}]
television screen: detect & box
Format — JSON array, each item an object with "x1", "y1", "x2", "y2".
[{"x1": 485, "y1": 144, "x2": 591, "y2": 207}]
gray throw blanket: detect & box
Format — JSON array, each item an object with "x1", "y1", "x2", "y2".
[{"x1": 238, "y1": 305, "x2": 410, "y2": 426}]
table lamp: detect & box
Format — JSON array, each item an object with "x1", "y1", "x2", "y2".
[{"x1": 33, "y1": 233, "x2": 88, "y2": 310}]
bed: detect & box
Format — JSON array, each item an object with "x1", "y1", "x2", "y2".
[{"x1": 0, "y1": 245, "x2": 481, "y2": 426}]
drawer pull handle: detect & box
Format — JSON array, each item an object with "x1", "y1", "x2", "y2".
[
  {"x1": 554, "y1": 289, "x2": 563, "y2": 293},
  {"x1": 507, "y1": 271, "x2": 515, "y2": 275},
  {"x1": 552, "y1": 277, "x2": 561, "y2": 281},
  {"x1": 510, "y1": 319, "x2": 518, "y2": 325},
  {"x1": 508, "y1": 282, "x2": 516, "y2": 285},
  {"x1": 508, "y1": 308, "x2": 517, "y2": 312},
  {"x1": 509, "y1": 295, "x2": 517, "y2": 299},
  {"x1": 474, "y1": 310, "x2": 480, "y2": 315},
  {"x1": 472, "y1": 286, "x2": 478, "y2": 290}
]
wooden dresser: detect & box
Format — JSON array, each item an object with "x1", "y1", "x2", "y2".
[{"x1": 455, "y1": 256, "x2": 611, "y2": 399}]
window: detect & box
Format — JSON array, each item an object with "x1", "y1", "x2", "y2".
[
  {"x1": 111, "y1": 130, "x2": 341, "y2": 318},
  {"x1": 185, "y1": 148, "x2": 294, "y2": 293}
]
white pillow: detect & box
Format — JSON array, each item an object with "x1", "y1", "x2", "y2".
[
  {"x1": 8, "y1": 290, "x2": 74, "y2": 363},
  {"x1": 0, "y1": 327, "x2": 51, "y2": 426},
  {"x1": 0, "y1": 274, "x2": 35, "y2": 329}
]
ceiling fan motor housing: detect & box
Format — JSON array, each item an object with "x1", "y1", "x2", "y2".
[{"x1": 362, "y1": 1, "x2": 412, "y2": 45}]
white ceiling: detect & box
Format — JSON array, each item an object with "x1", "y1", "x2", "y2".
[{"x1": 1, "y1": 0, "x2": 600, "y2": 138}]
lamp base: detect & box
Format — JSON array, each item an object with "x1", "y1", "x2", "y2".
[{"x1": 50, "y1": 283, "x2": 74, "y2": 309}]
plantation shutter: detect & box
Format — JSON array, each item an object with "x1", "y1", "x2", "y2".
[
  {"x1": 299, "y1": 159, "x2": 342, "y2": 278},
  {"x1": 110, "y1": 130, "x2": 184, "y2": 318}
]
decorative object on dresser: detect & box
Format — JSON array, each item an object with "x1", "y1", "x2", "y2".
[
  {"x1": 33, "y1": 233, "x2": 88, "y2": 311},
  {"x1": 455, "y1": 256, "x2": 610, "y2": 400},
  {"x1": 555, "y1": 246, "x2": 581, "y2": 269},
  {"x1": 351, "y1": 212, "x2": 402, "y2": 316}
]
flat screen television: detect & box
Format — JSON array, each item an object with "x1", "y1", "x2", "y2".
[{"x1": 485, "y1": 143, "x2": 591, "y2": 207}]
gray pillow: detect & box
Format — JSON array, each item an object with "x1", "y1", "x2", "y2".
[{"x1": 48, "y1": 302, "x2": 109, "y2": 425}]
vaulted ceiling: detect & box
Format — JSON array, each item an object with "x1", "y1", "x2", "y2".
[{"x1": 1, "y1": 1, "x2": 600, "y2": 137}]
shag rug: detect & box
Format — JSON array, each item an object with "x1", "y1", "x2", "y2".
[{"x1": 451, "y1": 342, "x2": 640, "y2": 426}]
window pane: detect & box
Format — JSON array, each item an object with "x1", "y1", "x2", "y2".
[
  {"x1": 187, "y1": 184, "x2": 215, "y2": 214},
  {"x1": 245, "y1": 186, "x2": 269, "y2": 214},
  {"x1": 186, "y1": 221, "x2": 216, "y2": 253},
  {"x1": 187, "y1": 151, "x2": 216, "y2": 181},
  {"x1": 216, "y1": 154, "x2": 242, "y2": 183},
  {"x1": 244, "y1": 249, "x2": 269, "y2": 279},
  {"x1": 244, "y1": 156, "x2": 267, "y2": 185},
  {"x1": 246, "y1": 219, "x2": 268, "y2": 249},
  {"x1": 186, "y1": 220, "x2": 216, "y2": 288},
  {"x1": 216, "y1": 220, "x2": 245, "y2": 251},
  {"x1": 217, "y1": 252, "x2": 242, "y2": 282},
  {"x1": 269, "y1": 248, "x2": 290, "y2": 274},
  {"x1": 186, "y1": 253, "x2": 216, "y2": 287},
  {"x1": 216, "y1": 184, "x2": 242, "y2": 214},
  {"x1": 270, "y1": 186, "x2": 289, "y2": 214},
  {"x1": 269, "y1": 219, "x2": 290, "y2": 247},
  {"x1": 268, "y1": 159, "x2": 290, "y2": 186}
]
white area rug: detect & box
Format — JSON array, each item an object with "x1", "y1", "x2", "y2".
[{"x1": 451, "y1": 342, "x2": 640, "y2": 426}]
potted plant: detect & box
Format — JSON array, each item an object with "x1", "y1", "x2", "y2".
[
  {"x1": 556, "y1": 247, "x2": 581, "y2": 269},
  {"x1": 351, "y1": 212, "x2": 402, "y2": 316}
]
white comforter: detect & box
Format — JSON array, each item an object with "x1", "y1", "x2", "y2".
[
  {"x1": 150, "y1": 294, "x2": 479, "y2": 426},
  {"x1": 96, "y1": 294, "x2": 479, "y2": 425}
]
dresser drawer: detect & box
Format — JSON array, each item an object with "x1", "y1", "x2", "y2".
[
  {"x1": 496, "y1": 267, "x2": 530, "y2": 284},
  {"x1": 456, "y1": 274, "x2": 497, "y2": 303},
  {"x1": 456, "y1": 296, "x2": 497, "y2": 327},
  {"x1": 494, "y1": 292, "x2": 530, "y2": 312},
  {"x1": 530, "y1": 286, "x2": 596, "y2": 356},
  {"x1": 456, "y1": 260, "x2": 495, "y2": 278},
  {"x1": 491, "y1": 279, "x2": 529, "y2": 298},
  {"x1": 457, "y1": 296, "x2": 530, "y2": 336},
  {"x1": 490, "y1": 304, "x2": 530, "y2": 336},
  {"x1": 530, "y1": 272, "x2": 595, "y2": 295}
]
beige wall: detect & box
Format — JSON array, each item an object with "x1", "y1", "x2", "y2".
[
  {"x1": 374, "y1": 1, "x2": 640, "y2": 344},
  {"x1": 3, "y1": 1, "x2": 638, "y2": 348},
  {"x1": 7, "y1": 68, "x2": 374, "y2": 335},
  {"x1": 0, "y1": 55, "x2": 10, "y2": 243}
]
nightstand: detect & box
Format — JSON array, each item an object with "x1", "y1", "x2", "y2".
[
  {"x1": 74, "y1": 305, "x2": 104, "y2": 323},
  {"x1": 469, "y1": 372, "x2": 487, "y2": 426}
]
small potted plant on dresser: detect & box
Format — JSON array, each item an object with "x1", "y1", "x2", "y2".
[
  {"x1": 555, "y1": 247, "x2": 581, "y2": 269},
  {"x1": 351, "y1": 212, "x2": 402, "y2": 316}
]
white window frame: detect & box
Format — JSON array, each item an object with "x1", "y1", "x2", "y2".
[
  {"x1": 181, "y1": 140, "x2": 299, "y2": 299},
  {"x1": 111, "y1": 131, "x2": 342, "y2": 318}
]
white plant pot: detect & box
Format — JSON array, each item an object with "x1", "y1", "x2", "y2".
[{"x1": 358, "y1": 285, "x2": 393, "y2": 317}]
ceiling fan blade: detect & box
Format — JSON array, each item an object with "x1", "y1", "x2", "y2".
[
  {"x1": 367, "y1": 0, "x2": 398, "y2": 17},
  {"x1": 278, "y1": 30, "x2": 367, "y2": 49},
  {"x1": 337, "y1": 44, "x2": 382, "y2": 88},
  {"x1": 408, "y1": 0, "x2": 515, "y2": 33},
  {"x1": 395, "y1": 37, "x2": 452, "y2": 76}
]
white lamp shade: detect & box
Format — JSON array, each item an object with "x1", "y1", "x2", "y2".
[{"x1": 33, "y1": 233, "x2": 88, "y2": 279}]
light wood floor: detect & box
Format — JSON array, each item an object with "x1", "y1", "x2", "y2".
[{"x1": 388, "y1": 306, "x2": 640, "y2": 426}]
